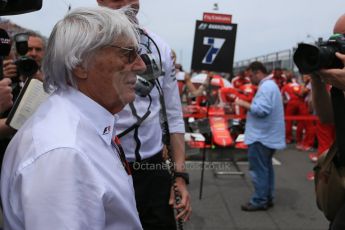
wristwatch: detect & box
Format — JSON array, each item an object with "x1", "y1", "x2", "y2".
[{"x1": 174, "y1": 172, "x2": 190, "y2": 185}]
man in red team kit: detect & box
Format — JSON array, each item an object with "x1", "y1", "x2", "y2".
[
  {"x1": 270, "y1": 68, "x2": 286, "y2": 90},
  {"x1": 281, "y1": 79, "x2": 310, "y2": 144},
  {"x1": 231, "y1": 69, "x2": 251, "y2": 89}
]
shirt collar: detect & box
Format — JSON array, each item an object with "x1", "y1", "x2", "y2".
[
  {"x1": 61, "y1": 87, "x2": 116, "y2": 146},
  {"x1": 259, "y1": 75, "x2": 272, "y2": 86}
]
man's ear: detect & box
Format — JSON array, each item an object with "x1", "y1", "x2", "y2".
[{"x1": 73, "y1": 65, "x2": 87, "y2": 80}]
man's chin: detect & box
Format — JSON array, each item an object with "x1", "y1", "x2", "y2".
[{"x1": 123, "y1": 92, "x2": 136, "y2": 104}]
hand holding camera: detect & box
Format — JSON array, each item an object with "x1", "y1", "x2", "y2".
[
  {"x1": 2, "y1": 59, "x2": 17, "y2": 79},
  {"x1": 318, "y1": 52, "x2": 345, "y2": 91},
  {"x1": 0, "y1": 78, "x2": 13, "y2": 113},
  {"x1": 294, "y1": 33, "x2": 345, "y2": 91},
  {"x1": 13, "y1": 33, "x2": 39, "y2": 78}
]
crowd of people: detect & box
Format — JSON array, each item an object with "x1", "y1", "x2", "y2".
[
  {"x1": 0, "y1": 0, "x2": 345, "y2": 229},
  {"x1": 178, "y1": 64, "x2": 335, "y2": 161}
]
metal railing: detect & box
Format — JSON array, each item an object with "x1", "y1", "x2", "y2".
[{"x1": 233, "y1": 49, "x2": 295, "y2": 74}]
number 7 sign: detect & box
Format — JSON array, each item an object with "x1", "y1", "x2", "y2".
[
  {"x1": 191, "y1": 21, "x2": 237, "y2": 74},
  {"x1": 202, "y1": 37, "x2": 225, "y2": 64}
]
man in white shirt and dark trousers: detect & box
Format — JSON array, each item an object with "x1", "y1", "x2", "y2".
[
  {"x1": 97, "y1": 1, "x2": 192, "y2": 229},
  {"x1": 1, "y1": 6, "x2": 146, "y2": 229}
]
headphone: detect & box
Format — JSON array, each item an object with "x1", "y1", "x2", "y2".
[{"x1": 134, "y1": 28, "x2": 163, "y2": 97}]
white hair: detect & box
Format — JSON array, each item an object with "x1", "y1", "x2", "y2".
[{"x1": 43, "y1": 6, "x2": 140, "y2": 92}]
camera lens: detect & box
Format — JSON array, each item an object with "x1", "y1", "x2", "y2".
[
  {"x1": 318, "y1": 46, "x2": 341, "y2": 69},
  {"x1": 293, "y1": 43, "x2": 322, "y2": 74},
  {"x1": 15, "y1": 56, "x2": 39, "y2": 77},
  {"x1": 293, "y1": 43, "x2": 343, "y2": 74}
]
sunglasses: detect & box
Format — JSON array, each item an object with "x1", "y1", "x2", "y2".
[{"x1": 109, "y1": 45, "x2": 141, "y2": 64}]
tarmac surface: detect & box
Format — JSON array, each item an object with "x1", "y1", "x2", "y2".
[{"x1": 182, "y1": 144, "x2": 329, "y2": 230}]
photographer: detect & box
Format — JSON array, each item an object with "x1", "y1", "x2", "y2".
[
  {"x1": 309, "y1": 13, "x2": 345, "y2": 230},
  {"x1": 3, "y1": 30, "x2": 45, "y2": 81},
  {"x1": 315, "y1": 14, "x2": 345, "y2": 93},
  {"x1": 310, "y1": 13, "x2": 345, "y2": 132},
  {"x1": 0, "y1": 31, "x2": 46, "y2": 163}
]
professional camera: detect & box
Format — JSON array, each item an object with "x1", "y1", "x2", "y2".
[
  {"x1": 293, "y1": 33, "x2": 345, "y2": 74},
  {"x1": 0, "y1": 0, "x2": 42, "y2": 16},
  {"x1": 0, "y1": 0, "x2": 42, "y2": 119},
  {"x1": 14, "y1": 33, "x2": 39, "y2": 77}
]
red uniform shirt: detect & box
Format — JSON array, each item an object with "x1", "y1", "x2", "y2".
[
  {"x1": 238, "y1": 84, "x2": 257, "y2": 102},
  {"x1": 271, "y1": 75, "x2": 286, "y2": 89},
  {"x1": 281, "y1": 82, "x2": 303, "y2": 102},
  {"x1": 231, "y1": 76, "x2": 251, "y2": 89}
]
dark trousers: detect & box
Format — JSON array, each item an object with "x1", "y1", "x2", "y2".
[
  {"x1": 130, "y1": 152, "x2": 176, "y2": 230},
  {"x1": 248, "y1": 142, "x2": 275, "y2": 207},
  {"x1": 330, "y1": 202, "x2": 345, "y2": 230}
]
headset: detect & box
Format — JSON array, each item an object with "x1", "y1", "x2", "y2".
[
  {"x1": 129, "y1": 29, "x2": 184, "y2": 229},
  {"x1": 134, "y1": 28, "x2": 163, "y2": 97}
]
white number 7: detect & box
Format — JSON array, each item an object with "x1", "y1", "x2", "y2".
[{"x1": 202, "y1": 37, "x2": 225, "y2": 64}]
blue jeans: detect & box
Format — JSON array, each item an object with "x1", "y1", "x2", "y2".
[{"x1": 248, "y1": 142, "x2": 276, "y2": 207}]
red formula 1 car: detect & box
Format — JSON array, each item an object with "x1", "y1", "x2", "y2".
[{"x1": 183, "y1": 74, "x2": 256, "y2": 150}]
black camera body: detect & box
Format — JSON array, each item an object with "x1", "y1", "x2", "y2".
[
  {"x1": 0, "y1": 0, "x2": 42, "y2": 16},
  {"x1": 14, "y1": 33, "x2": 38, "y2": 78},
  {"x1": 293, "y1": 33, "x2": 345, "y2": 74},
  {"x1": 0, "y1": 0, "x2": 42, "y2": 121}
]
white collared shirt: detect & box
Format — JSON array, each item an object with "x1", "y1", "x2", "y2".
[
  {"x1": 115, "y1": 30, "x2": 185, "y2": 162},
  {"x1": 1, "y1": 87, "x2": 142, "y2": 230}
]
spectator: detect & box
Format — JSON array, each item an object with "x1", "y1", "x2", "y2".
[
  {"x1": 1, "y1": 6, "x2": 146, "y2": 229},
  {"x1": 0, "y1": 31, "x2": 46, "y2": 163},
  {"x1": 235, "y1": 61, "x2": 286, "y2": 211},
  {"x1": 311, "y1": 13, "x2": 345, "y2": 230}
]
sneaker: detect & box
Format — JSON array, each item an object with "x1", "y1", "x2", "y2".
[
  {"x1": 309, "y1": 153, "x2": 318, "y2": 163},
  {"x1": 302, "y1": 146, "x2": 313, "y2": 151},
  {"x1": 241, "y1": 202, "x2": 268, "y2": 211},
  {"x1": 286, "y1": 139, "x2": 292, "y2": 144},
  {"x1": 296, "y1": 143, "x2": 304, "y2": 150},
  {"x1": 306, "y1": 171, "x2": 315, "y2": 181}
]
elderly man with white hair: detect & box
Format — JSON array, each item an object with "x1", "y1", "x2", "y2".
[{"x1": 1, "y1": 6, "x2": 146, "y2": 230}]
